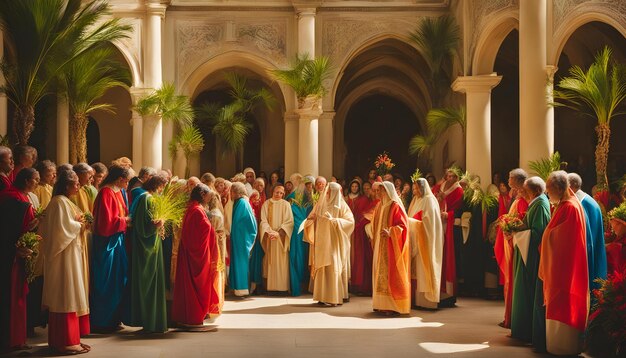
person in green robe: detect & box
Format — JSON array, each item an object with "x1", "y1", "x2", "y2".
[
  {"x1": 130, "y1": 175, "x2": 169, "y2": 333},
  {"x1": 510, "y1": 176, "x2": 550, "y2": 348}
]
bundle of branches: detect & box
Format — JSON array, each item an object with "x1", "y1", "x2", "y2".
[
  {"x1": 149, "y1": 181, "x2": 189, "y2": 239},
  {"x1": 16, "y1": 232, "x2": 41, "y2": 283},
  {"x1": 461, "y1": 171, "x2": 498, "y2": 213},
  {"x1": 528, "y1": 152, "x2": 566, "y2": 181}
]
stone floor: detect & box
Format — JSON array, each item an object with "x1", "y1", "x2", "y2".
[{"x1": 10, "y1": 296, "x2": 566, "y2": 357}]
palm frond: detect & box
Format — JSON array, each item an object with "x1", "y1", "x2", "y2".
[
  {"x1": 135, "y1": 83, "x2": 194, "y2": 127},
  {"x1": 408, "y1": 133, "x2": 437, "y2": 157},
  {"x1": 175, "y1": 125, "x2": 205, "y2": 158},
  {"x1": 528, "y1": 152, "x2": 565, "y2": 181},
  {"x1": 271, "y1": 53, "x2": 332, "y2": 102},
  {"x1": 426, "y1": 106, "x2": 466, "y2": 136},
  {"x1": 211, "y1": 102, "x2": 252, "y2": 154}
]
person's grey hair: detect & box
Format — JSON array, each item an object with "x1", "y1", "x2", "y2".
[
  {"x1": 232, "y1": 173, "x2": 246, "y2": 183},
  {"x1": 231, "y1": 182, "x2": 247, "y2": 197},
  {"x1": 509, "y1": 168, "x2": 528, "y2": 185},
  {"x1": 567, "y1": 172, "x2": 582, "y2": 191},
  {"x1": 0, "y1": 146, "x2": 10, "y2": 159},
  {"x1": 207, "y1": 189, "x2": 220, "y2": 210},
  {"x1": 36, "y1": 160, "x2": 56, "y2": 175},
  {"x1": 524, "y1": 176, "x2": 546, "y2": 196},
  {"x1": 139, "y1": 166, "x2": 157, "y2": 178},
  {"x1": 315, "y1": 176, "x2": 327, "y2": 184},
  {"x1": 254, "y1": 177, "x2": 266, "y2": 186},
  {"x1": 548, "y1": 170, "x2": 569, "y2": 192},
  {"x1": 201, "y1": 172, "x2": 216, "y2": 185},
  {"x1": 73, "y1": 162, "x2": 93, "y2": 174}
]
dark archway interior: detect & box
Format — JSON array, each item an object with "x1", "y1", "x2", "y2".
[
  {"x1": 86, "y1": 116, "x2": 100, "y2": 163},
  {"x1": 491, "y1": 30, "x2": 520, "y2": 179},
  {"x1": 344, "y1": 95, "x2": 420, "y2": 180},
  {"x1": 556, "y1": 21, "x2": 626, "y2": 191}
]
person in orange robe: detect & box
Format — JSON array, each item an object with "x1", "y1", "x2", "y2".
[
  {"x1": 370, "y1": 181, "x2": 411, "y2": 315},
  {"x1": 432, "y1": 169, "x2": 463, "y2": 307},
  {"x1": 173, "y1": 184, "x2": 220, "y2": 328},
  {"x1": 539, "y1": 170, "x2": 589, "y2": 356},
  {"x1": 494, "y1": 168, "x2": 529, "y2": 328}
]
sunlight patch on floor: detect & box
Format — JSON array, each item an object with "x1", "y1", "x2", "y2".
[{"x1": 418, "y1": 342, "x2": 490, "y2": 354}]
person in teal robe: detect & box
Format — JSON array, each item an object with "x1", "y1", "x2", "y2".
[
  {"x1": 286, "y1": 174, "x2": 312, "y2": 296},
  {"x1": 511, "y1": 177, "x2": 551, "y2": 346},
  {"x1": 228, "y1": 182, "x2": 257, "y2": 297},
  {"x1": 130, "y1": 175, "x2": 168, "y2": 333},
  {"x1": 567, "y1": 173, "x2": 607, "y2": 295}
]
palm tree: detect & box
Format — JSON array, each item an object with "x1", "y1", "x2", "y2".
[
  {"x1": 270, "y1": 53, "x2": 331, "y2": 109},
  {"x1": 0, "y1": 0, "x2": 131, "y2": 145},
  {"x1": 169, "y1": 125, "x2": 205, "y2": 178},
  {"x1": 553, "y1": 46, "x2": 626, "y2": 189},
  {"x1": 135, "y1": 82, "x2": 195, "y2": 169},
  {"x1": 63, "y1": 46, "x2": 131, "y2": 163},
  {"x1": 528, "y1": 151, "x2": 566, "y2": 181},
  {"x1": 409, "y1": 15, "x2": 460, "y2": 107},
  {"x1": 409, "y1": 106, "x2": 466, "y2": 166},
  {"x1": 196, "y1": 72, "x2": 274, "y2": 170}
]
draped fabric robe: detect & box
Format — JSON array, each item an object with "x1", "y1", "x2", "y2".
[
  {"x1": 207, "y1": 208, "x2": 226, "y2": 312},
  {"x1": 130, "y1": 192, "x2": 167, "y2": 332},
  {"x1": 260, "y1": 199, "x2": 294, "y2": 291},
  {"x1": 349, "y1": 196, "x2": 378, "y2": 295},
  {"x1": 510, "y1": 194, "x2": 550, "y2": 344},
  {"x1": 70, "y1": 186, "x2": 93, "y2": 300},
  {"x1": 538, "y1": 192, "x2": 589, "y2": 356},
  {"x1": 575, "y1": 191, "x2": 607, "y2": 294},
  {"x1": 173, "y1": 202, "x2": 220, "y2": 324},
  {"x1": 228, "y1": 198, "x2": 257, "y2": 296},
  {"x1": 286, "y1": 191, "x2": 312, "y2": 296},
  {"x1": 90, "y1": 187, "x2": 128, "y2": 328},
  {"x1": 371, "y1": 201, "x2": 411, "y2": 314},
  {"x1": 249, "y1": 195, "x2": 265, "y2": 289}
]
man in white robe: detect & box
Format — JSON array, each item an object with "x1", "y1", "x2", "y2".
[
  {"x1": 304, "y1": 182, "x2": 354, "y2": 305},
  {"x1": 407, "y1": 178, "x2": 443, "y2": 309},
  {"x1": 260, "y1": 185, "x2": 294, "y2": 292}
]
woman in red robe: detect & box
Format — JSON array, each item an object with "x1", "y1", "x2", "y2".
[
  {"x1": 0, "y1": 168, "x2": 39, "y2": 351},
  {"x1": 173, "y1": 184, "x2": 220, "y2": 328},
  {"x1": 349, "y1": 181, "x2": 378, "y2": 295}
]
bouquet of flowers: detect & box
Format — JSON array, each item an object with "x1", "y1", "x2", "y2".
[
  {"x1": 149, "y1": 181, "x2": 189, "y2": 239},
  {"x1": 410, "y1": 168, "x2": 422, "y2": 183},
  {"x1": 374, "y1": 151, "x2": 395, "y2": 176},
  {"x1": 586, "y1": 270, "x2": 626, "y2": 357},
  {"x1": 608, "y1": 202, "x2": 626, "y2": 222},
  {"x1": 15, "y1": 232, "x2": 41, "y2": 283},
  {"x1": 83, "y1": 212, "x2": 94, "y2": 225},
  {"x1": 497, "y1": 213, "x2": 524, "y2": 234}
]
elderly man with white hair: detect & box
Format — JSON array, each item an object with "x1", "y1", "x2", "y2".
[
  {"x1": 510, "y1": 177, "x2": 550, "y2": 348},
  {"x1": 539, "y1": 171, "x2": 588, "y2": 356},
  {"x1": 229, "y1": 182, "x2": 257, "y2": 297},
  {"x1": 370, "y1": 181, "x2": 411, "y2": 315},
  {"x1": 0, "y1": 146, "x2": 14, "y2": 191},
  {"x1": 567, "y1": 172, "x2": 607, "y2": 294}
]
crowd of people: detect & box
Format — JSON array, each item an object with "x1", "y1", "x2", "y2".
[{"x1": 1, "y1": 144, "x2": 625, "y2": 356}]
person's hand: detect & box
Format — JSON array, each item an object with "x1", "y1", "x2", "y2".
[
  {"x1": 153, "y1": 219, "x2": 165, "y2": 228},
  {"x1": 324, "y1": 211, "x2": 333, "y2": 220},
  {"x1": 441, "y1": 212, "x2": 448, "y2": 219},
  {"x1": 125, "y1": 216, "x2": 132, "y2": 228},
  {"x1": 380, "y1": 228, "x2": 390, "y2": 239},
  {"x1": 27, "y1": 218, "x2": 39, "y2": 231},
  {"x1": 16, "y1": 246, "x2": 33, "y2": 259},
  {"x1": 308, "y1": 212, "x2": 317, "y2": 221}
]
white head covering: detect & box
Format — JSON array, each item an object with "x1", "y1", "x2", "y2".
[
  {"x1": 243, "y1": 167, "x2": 255, "y2": 176},
  {"x1": 325, "y1": 182, "x2": 343, "y2": 210},
  {"x1": 381, "y1": 180, "x2": 407, "y2": 215}
]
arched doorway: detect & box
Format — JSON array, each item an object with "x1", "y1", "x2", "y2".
[
  {"x1": 192, "y1": 66, "x2": 285, "y2": 178},
  {"x1": 334, "y1": 38, "x2": 430, "y2": 180},
  {"x1": 86, "y1": 117, "x2": 100, "y2": 163},
  {"x1": 555, "y1": 21, "x2": 626, "y2": 191},
  {"x1": 491, "y1": 30, "x2": 520, "y2": 177},
  {"x1": 344, "y1": 95, "x2": 420, "y2": 180}
]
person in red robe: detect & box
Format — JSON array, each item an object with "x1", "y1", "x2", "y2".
[
  {"x1": 0, "y1": 146, "x2": 14, "y2": 192},
  {"x1": 173, "y1": 184, "x2": 220, "y2": 328},
  {"x1": 349, "y1": 180, "x2": 378, "y2": 295},
  {"x1": 607, "y1": 213, "x2": 626, "y2": 275},
  {"x1": 431, "y1": 168, "x2": 463, "y2": 307},
  {"x1": 494, "y1": 168, "x2": 529, "y2": 328},
  {"x1": 539, "y1": 170, "x2": 589, "y2": 356},
  {"x1": 0, "y1": 168, "x2": 39, "y2": 351},
  {"x1": 8, "y1": 146, "x2": 37, "y2": 184}
]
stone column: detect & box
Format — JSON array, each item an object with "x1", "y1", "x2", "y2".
[
  {"x1": 284, "y1": 113, "x2": 299, "y2": 178},
  {"x1": 297, "y1": 8, "x2": 316, "y2": 57},
  {"x1": 519, "y1": 0, "x2": 552, "y2": 170},
  {"x1": 142, "y1": 2, "x2": 166, "y2": 170},
  {"x1": 56, "y1": 95, "x2": 70, "y2": 164},
  {"x1": 319, "y1": 111, "x2": 334, "y2": 178},
  {"x1": 0, "y1": 30, "x2": 7, "y2": 137},
  {"x1": 452, "y1": 74, "x2": 502, "y2": 189},
  {"x1": 297, "y1": 99, "x2": 321, "y2": 176}
]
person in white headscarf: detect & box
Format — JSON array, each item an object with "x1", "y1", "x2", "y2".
[
  {"x1": 407, "y1": 178, "x2": 443, "y2": 309},
  {"x1": 370, "y1": 181, "x2": 411, "y2": 315},
  {"x1": 303, "y1": 182, "x2": 354, "y2": 305}
]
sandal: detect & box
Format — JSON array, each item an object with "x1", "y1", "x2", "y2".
[{"x1": 60, "y1": 347, "x2": 89, "y2": 355}]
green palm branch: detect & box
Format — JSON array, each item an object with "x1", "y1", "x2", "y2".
[
  {"x1": 528, "y1": 152, "x2": 566, "y2": 181},
  {"x1": 553, "y1": 46, "x2": 626, "y2": 189},
  {"x1": 270, "y1": 53, "x2": 332, "y2": 105},
  {"x1": 0, "y1": 0, "x2": 131, "y2": 145},
  {"x1": 426, "y1": 106, "x2": 466, "y2": 136},
  {"x1": 169, "y1": 125, "x2": 205, "y2": 178},
  {"x1": 135, "y1": 82, "x2": 194, "y2": 127},
  {"x1": 408, "y1": 133, "x2": 437, "y2": 157}
]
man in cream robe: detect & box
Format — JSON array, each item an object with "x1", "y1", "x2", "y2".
[
  {"x1": 407, "y1": 178, "x2": 443, "y2": 309},
  {"x1": 304, "y1": 182, "x2": 354, "y2": 305},
  {"x1": 260, "y1": 185, "x2": 294, "y2": 292}
]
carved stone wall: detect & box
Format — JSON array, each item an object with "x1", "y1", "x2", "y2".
[
  {"x1": 553, "y1": 0, "x2": 626, "y2": 39},
  {"x1": 467, "y1": 0, "x2": 517, "y2": 71},
  {"x1": 175, "y1": 17, "x2": 290, "y2": 84}
]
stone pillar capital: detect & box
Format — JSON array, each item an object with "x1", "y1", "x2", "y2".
[
  {"x1": 319, "y1": 111, "x2": 336, "y2": 122},
  {"x1": 145, "y1": 2, "x2": 167, "y2": 17},
  {"x1": 452, "y1": 74, "x2": 502, "y2": 94},
  {"x1": 545, "y1": 65, "x2": 558, "y2": 83},
  {"x1": 284, "y1": 112, "x2": 300, "y2": 123},
  {"x1": 129, "y1": 87, "x2": 154, "y2": 105}
]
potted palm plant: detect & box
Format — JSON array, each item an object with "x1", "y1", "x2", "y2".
[{"x1": 169, "y1": 125, "x2": 205, "y2": 178}]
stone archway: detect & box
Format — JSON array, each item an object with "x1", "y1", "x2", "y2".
[
  {"x1": 333, "y1": 38, "x2": 430, "y2": 179},
  {"x1": 554, "y1": 21, "x2": 626, "y2": 191}
]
